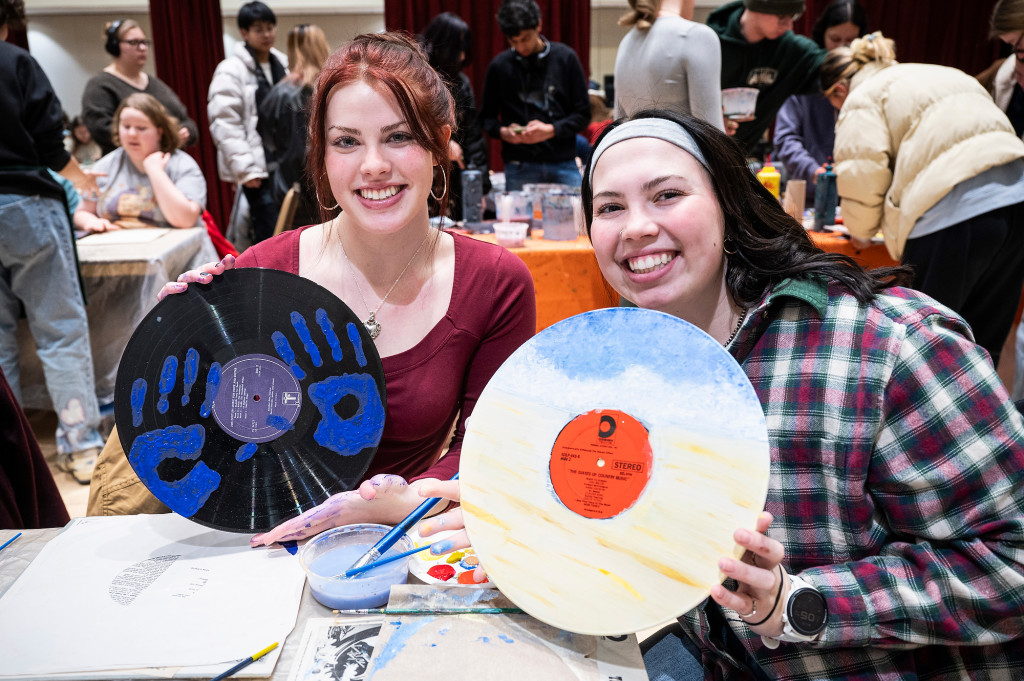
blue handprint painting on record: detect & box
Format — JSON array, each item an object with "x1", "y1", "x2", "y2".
[{"x1": 114, "y1": 268, "x2": 386, "y2": 533}]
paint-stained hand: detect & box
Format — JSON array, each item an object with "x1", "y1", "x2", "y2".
[
  {"x1": 157, "y1": 254, "x2": 236, "y2": 301},
  {"x1": 710, "y1": 512, "x2": 789, "y2": 639},
  {"x1": 251, "y1": 474, "x2": 431, "y2": 547},
  {"x1": 415, "y1": 479, "x2": 488, "y2": 584}
]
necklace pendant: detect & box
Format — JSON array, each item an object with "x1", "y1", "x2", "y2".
[{"x1": 364, "y1": 312, "x2": 381, "y2": 340}]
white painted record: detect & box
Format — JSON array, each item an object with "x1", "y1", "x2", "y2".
[{"x1": 460, "y1": 307, "x2": 770, "y2": 635}]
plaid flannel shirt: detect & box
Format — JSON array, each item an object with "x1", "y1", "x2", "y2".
[{"x1": 681, "y1": 277, "x2": 1024, "y2": 680}]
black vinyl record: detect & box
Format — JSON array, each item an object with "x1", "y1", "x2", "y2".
[{"x1": 114, "y1": 268, "x2": 386, "y2": 533}]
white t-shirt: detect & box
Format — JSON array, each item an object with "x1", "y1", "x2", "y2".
[{"x1": 93, "y1": 148, "x2": 206, "y2": 228}]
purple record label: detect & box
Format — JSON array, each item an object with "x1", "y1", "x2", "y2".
[{"x1": 211, "y1": 354, "x2": 302, "y2": 443}]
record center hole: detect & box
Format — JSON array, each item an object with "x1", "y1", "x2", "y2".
[
  {"x1": 597, "y1": 458, "x2": 605, "y2": 468},
  {"x1": 253, "y1": 394, "x2": 260, "y2": 402}
]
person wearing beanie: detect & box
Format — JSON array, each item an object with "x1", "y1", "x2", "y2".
[{"x1": 707, "y1": 0, "x2": 826, "y2": 153}]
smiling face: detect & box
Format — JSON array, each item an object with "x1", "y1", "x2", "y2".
[
  {"x1": 323, "y1": 80, "x2": 436, "y2": 236},
  {"x1": 589, "y1": 138, "x2": 730, "y2": 322},
  {"x1": 117, "y1": 107, "x2": 162, "y2": 160}
]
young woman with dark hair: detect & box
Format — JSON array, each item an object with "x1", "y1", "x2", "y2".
[
  {"x1": 421, "y1": 12, "x2": 490, "y2": 218},
  {"x1": 420, "y1": 109, "x2": 1024, "y2": 679},
  {"x1": 87, "y1": 34, "x2": 536, "y2": 538}
]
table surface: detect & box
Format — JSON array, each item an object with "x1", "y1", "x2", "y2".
[
  {"x1": 467, "y1": 230, "x2": 618, "y2": 331},
  {"x1": 17, "y1": 227, "x2": 219, "y2": 409}
]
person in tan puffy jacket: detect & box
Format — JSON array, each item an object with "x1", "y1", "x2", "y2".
[{"x1": 822, "y1": 32, "x2": 1024, "y2": 365}]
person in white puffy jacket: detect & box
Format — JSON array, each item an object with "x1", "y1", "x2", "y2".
[
  {"x1": 822, "y1": 32, "x2": 1024, "y2": 367},
  {"x1": 207, "y1": 1, "x2": 286, "y2": 244}
]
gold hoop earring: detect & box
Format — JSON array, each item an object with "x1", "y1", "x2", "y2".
[
  {"x1": 723, "y1": 239, "x2": 737, "y2": 255},
  {"x1": 315, "y1": 187, "x2": 339, "y2": 211},
  {"x1": 430, "y1": 165, "x2": 448, "y2": 202}
]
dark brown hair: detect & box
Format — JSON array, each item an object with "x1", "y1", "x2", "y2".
[
  {"x1": 0, "y1": 0, "x2": 26, "y2": 30},
  {"x1": 112, "y1": 93, "x2": 181, "y2": 153},
  {"x1": 307, "y1": 32, "x2": 456, "y2": 222},
  {"x1": 582, "y1": 110, "x2": 912, "y2": 306}
]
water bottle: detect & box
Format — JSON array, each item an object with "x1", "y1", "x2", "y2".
[
  {"x1": 461, "y1": 169, "x2": 483, "y2": 224},
  {"x1": 813, "y1": 160, "x2": 837, "y2": 231}
]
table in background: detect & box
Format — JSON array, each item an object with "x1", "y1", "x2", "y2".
[
  {"x1": 807, "y1": 229, "x2": 898, "y2": 269},
  {"x1": 466, "y1": 229, "x2": 618, "y2": 331},
  {"x1": 16, "y1": 227, "x2": 219, "y2": 410}
]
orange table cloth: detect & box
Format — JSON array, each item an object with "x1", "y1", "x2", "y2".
[
  {"x1": 808, "y1": 230, "x2": 897, "y2": 269},
  {"x1": 467, "y1": 230, "x2": 617, "y2": 331}
]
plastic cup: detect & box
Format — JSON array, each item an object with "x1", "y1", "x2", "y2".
[
  {"x1": 541, "y1": 191, "x2": 578, "y2": 241},
  {"x1": 722, "y1": 87, "x2": 759, "y2": 122},
  {"x1": 299, "y1": 524, "x2": 413, "y2": 610},
  {"x1": 494, "y1": 221, "x2": 528, "y2": 248}
]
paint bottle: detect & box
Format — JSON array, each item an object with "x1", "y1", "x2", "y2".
[
  {"x1": 814, "y1": 160, "x2": 838, "y2": 231},
  {"x1": 756, "y1": 154, "x2": 781, "y2": 200}
]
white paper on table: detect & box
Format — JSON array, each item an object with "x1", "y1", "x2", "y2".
[
  {"x1": 0, "y1": 514, "x2": 306, "y2": 677},
  {"x1": 79, "y1": 228, "x2": 171, "y2": 245}
]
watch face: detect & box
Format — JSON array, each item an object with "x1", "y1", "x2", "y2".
[{"x1": 788, "y1": 589, "x2": 828, "y2": 636}]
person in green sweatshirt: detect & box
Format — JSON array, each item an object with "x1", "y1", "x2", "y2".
[{"x1": 707, "y1": 0, "x2": 826, "y2": 153}]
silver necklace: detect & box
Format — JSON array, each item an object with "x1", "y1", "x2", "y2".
[
  {"x1": 724, "y1": 308, "x2": 747, "y2": 347},
  {"x1": 340, "y1": 233, "x2": 429, "y2": 340}
]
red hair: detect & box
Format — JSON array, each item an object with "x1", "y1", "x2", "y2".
[{"x1": 308, "y1": 32, "x2": 456, "y2": 222}]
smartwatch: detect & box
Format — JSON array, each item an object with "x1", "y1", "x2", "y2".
[{"x1": 761, "y1": 574, "x2": 828, "y2": 648}]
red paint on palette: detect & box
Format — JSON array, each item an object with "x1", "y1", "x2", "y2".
[{"x1": 427, "y1": 564, "x2": 456, "y2": 581}]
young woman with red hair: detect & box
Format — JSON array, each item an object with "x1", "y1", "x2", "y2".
[{"x1": 87, "y1": 34, "x2": 536, "y2": 536}]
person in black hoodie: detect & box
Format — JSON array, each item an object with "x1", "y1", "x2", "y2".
[
  {"x1": 707, "y1": 0, "x2": 825, "y2": 154},
  {"x1": 480, "y1": 0, "x2": 589, "y2": 190},
  {"x1": 258, "y1": 23, "x2": 329, "y2": 230},
  {"x1": 0, "y1": 0, "x2": 107, "y2": 485},
  {"x1": 421, "y1": 12, "x2": 491, "y2": 220}
]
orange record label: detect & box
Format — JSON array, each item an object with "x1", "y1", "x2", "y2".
[{"x1": 549, "y1": 409, "x2": 653, "y2": 519}]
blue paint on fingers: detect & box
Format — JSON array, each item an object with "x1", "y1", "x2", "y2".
[
  {"x1": 430, "y1": 540, "x2": 454, "y2": 555},
  {"x1": 266, "y1": 414, "x2": 295, "y2": 431},
  {"x1": 236, "y1": 442, "x2": 258, "y2": 462},
  {"x1": 157, "y1": 356, "x2": 178, "y2": 414},
  {"x1": 317, "y1": 309, "x2": 344, "y2": 361},
  {"x1": 272, "y1": 331, "x2": 306, "y2": 380},
  {"x1": 291, "y1": 311, "x2": 323, "y2": 367},
  {"x1": 308, "y1": 373, "x2": 384, "y2": 455},
  {"x1": 181, "y1": 348, "x2": 199, "y2": 406},
  {"x1": 199, "y1": 362, "x2": 222, "y2": 418},
  {"x1": 346, "y1": 323, "x2": 368, "y2": 367},
  {"x1": 131, "y1": 379, "x2": 147, "y2": 427}
]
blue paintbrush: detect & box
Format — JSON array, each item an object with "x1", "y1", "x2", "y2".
[
  {"x1": 347, "y1": 472, "x2": 458, "y2": 571},
  {"x1": 0, "y1": 532, "x2": 21, "y2": 554},
  {"x1": 339, "y1": 543, "x2": 432, "y2": 578}
]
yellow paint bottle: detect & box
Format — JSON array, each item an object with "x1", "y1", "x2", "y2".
[{"x1": 756, "y1": 155, "x2": 781, "y2": 200}]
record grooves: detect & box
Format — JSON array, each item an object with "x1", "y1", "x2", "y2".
[{"x1": 114, "y1": 268, "x2": 386, "y2": 533}]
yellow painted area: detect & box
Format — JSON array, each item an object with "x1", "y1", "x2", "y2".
[
  {"x1": 461, "y1": 502, "x2": 510, "y2": 530},
  {"x1": 598, "y1": 568, "x2": 643, "y2": 600},
  {"x1": 642, "y1": 557, "x2": 701, "y2": 587}
]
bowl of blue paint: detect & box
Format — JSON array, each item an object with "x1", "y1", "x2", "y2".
[{"x1": 299, "y1": 524, "x2": 414, "y2": 610}]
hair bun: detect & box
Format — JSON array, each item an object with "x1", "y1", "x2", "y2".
[{"x1": 850, "y1": 31, "x2": 896, "y2": 64}]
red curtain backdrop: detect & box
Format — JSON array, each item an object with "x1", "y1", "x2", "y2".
[
  {"x1": 149, "y1": 0, "x2": 233, "y2": 232},
  {"x1": 383, "y1": 0, "x2": 591, "y2": 171},
  {"x1": 795, "y1": 0, "x2": 1003, "y2": 75}
]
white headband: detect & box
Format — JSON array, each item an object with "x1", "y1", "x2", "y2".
[{"x1": 588, "y1": 118, "x2": 710, "y2": 179}]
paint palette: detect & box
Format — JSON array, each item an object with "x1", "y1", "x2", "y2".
[
  {"x1": 114, "y1": 268, "x2": 386, "y2": 533},
  {"x1": 406, "y1": 528, "x2": 492, "y2": 587},
  {"x1": 459, "y1": 307, "x2": 771, "y2": 635}
]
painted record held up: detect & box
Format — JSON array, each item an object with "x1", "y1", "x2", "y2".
[
  {"x1": 459, "y1": 307, "x2": 770, "y2": 636},
  {"x1": 114, "y1": 268, "x2": 386, "y2": 533}
]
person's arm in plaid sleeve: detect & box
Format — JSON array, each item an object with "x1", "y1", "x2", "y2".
[{"x1": 797, "y1": 308, "x2": 1024, "y2": 648}]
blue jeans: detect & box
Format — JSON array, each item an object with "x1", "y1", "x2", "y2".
[
  {"x1": 0, "y1": 194, "x2": 103, "y2": 454},
  {"x1": 504, "y1": 159, "x2": 581, "y2": 191},
  {"x1": 642, "y1": 622, "x2": 704, "y2": 681}
]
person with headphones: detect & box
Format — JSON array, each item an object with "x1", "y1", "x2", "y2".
[
  {"x1": 479, "y1": 0, "x2": 590, "y2": 190},
  {"x1": 81, "y1": 19, "x2": 198, "y2": 156}
]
